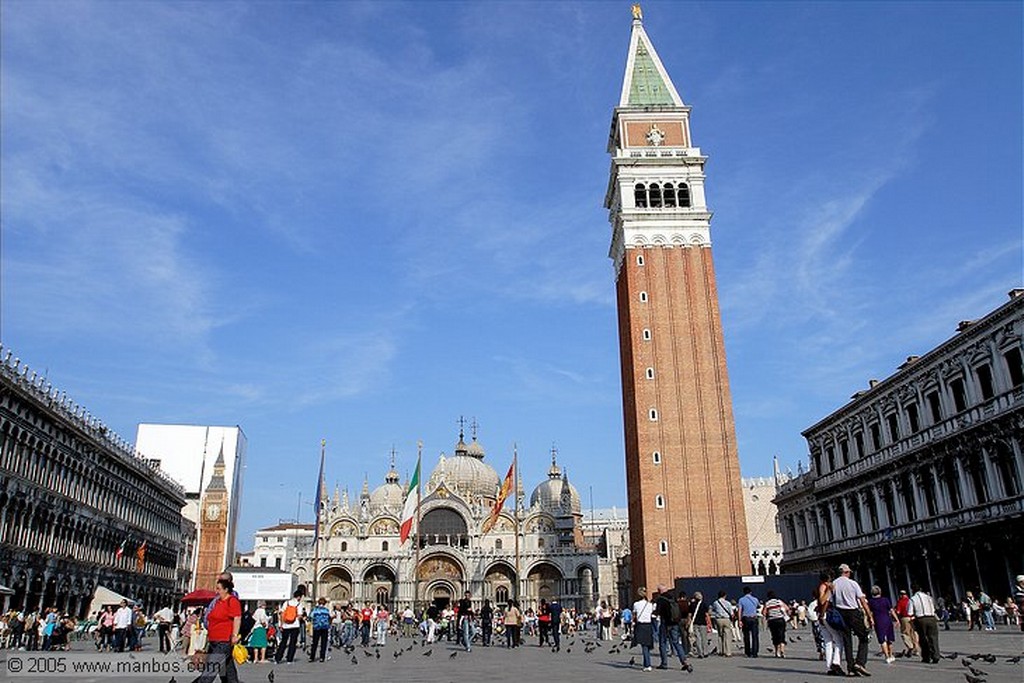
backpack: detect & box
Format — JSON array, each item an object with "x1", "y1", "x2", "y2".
[
  {"x1": 667, "y1": 598, "x2": 682, "y2": 624},
  {"x1": 282, "y1": 602, "x2": 298, "y2": 625}
]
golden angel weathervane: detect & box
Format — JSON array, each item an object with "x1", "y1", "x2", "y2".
[{"x1": 632, "y1": 4, "x2": 643, "y2": 20}]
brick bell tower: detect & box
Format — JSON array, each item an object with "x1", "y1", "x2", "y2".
[{"x1": 606, "y1": 5, "x2": 749, "y2": 589}]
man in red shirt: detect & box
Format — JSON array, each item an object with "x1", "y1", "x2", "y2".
[{"x1": 895, "y1": 590, "x2": 918, "y2": 657}]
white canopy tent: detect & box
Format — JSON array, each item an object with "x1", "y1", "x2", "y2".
[{"x1": 86, "y1": 586, "x2": 134, "y2": 617}]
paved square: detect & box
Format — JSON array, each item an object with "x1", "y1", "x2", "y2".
[{"x1": 2, "y1": 624, "x2": 1021, "y2": 682}]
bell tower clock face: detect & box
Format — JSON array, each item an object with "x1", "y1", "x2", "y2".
[{"x1": 206, "y1": 503, "x2": 222, "y2": 521}]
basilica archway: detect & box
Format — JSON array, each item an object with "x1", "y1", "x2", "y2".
[
  {"x1": 417, "y1": 554, "x2": 464, "y2": 604},
  {"x1": 527, "y1": 562, "x2": 562, "y2": 603},
  {"x1": 363, "y1": 565, "x2": 396, "y2": 607},
  {"x1": 484, "y1": 562, "x2": 516, "y2": 606},
  {"x1": 319, "y1": 566, "x2": 353, "y2": 602}
]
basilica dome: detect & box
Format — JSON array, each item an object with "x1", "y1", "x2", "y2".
[
  {"x1": 370, "y1": 466, "x2": 405, "y2": 510},
  {"x1": 530, "y1": 455, "x2": 582, "y2": 515},
  {"x1": 427, "y1": 434, "x2": 500, "y2": 501}
]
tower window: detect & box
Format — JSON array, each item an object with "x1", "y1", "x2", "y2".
[
  {"x1": 652, "y1": 451, "x2": 661, "y2": 464},
  {"x1": 642, "y1": 329, "x2": 651, "y2": 341},
  {"x1": 634, "y1": 183, "x2": 648, "y2": 208},
  {"x1": 639, "y1": 291, "x2": 648, "y2": 302},
  {"x1": 636, "y1": 254, "x2": 645, "y2": 266},
  {"x1": 646, "y1": 367, "x2": 654, "y2": 379},
  {"x1": 678, "y1": 183, "x2": 691, "y2": 207},
  {"x1": 649, "y1": 408, "x2": 658, "y2": 421},
  {"x1": 658, "y1": 540, "x2": 668, "y2": 555},
  {"x1": 655, "y1": 494, "x2": 665, "y2": 509},
  {"x1": 663, "y1": 182, "x2": 676, "y2": 207},
  {"x1": 649, "y1": 183, "x2": 662, "y2": 208}
]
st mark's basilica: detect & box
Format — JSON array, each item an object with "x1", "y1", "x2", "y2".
[{"x1": 291, "y1": 427, "x2": 603, "y2": 611}]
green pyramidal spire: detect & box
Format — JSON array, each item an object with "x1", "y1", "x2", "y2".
[{"x1": 619, "y1": 10, "x2": 684, "y2": 108}]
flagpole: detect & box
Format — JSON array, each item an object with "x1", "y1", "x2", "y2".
[
  {"x1": 513, "y1": 443, "x2": 520, "y2": 603},
  {"x1": 414, "y1": 440, "x2": 423, "y2": 613},
  {"x1": 313, "y1": 439, "x2": 325, "y2": 605}
]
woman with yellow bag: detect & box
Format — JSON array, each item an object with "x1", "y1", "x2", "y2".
[{"x1": 192, "y1": 576, "x2": 242, "y2": 683}]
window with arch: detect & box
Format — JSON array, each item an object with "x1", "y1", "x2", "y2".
[
  {"x1": 646, "y1": 367, "x2": 654, "y2": 380},
  {"x1": 495, "y1": 585, "x2": 509, "y2": 605},
  {"x1": 636, "y1": 254, "x2": 645, "y2": 266},
  {"x1": 658, "y1": 540, "x2": 668, "y2": 555},
  {"x1": 655, "y1": 494, "x2": 665, "y2": 509},
  {"x1": 340, "y1": 541, "x2": 348, "y2": 552},
  {"x1": 381, "y1": 541, "x2": 389, "y2": 552},
  {"x1": 376, "y1": 586, "x2": 389, "y2": 606},
  {"x1": 649, "y1": 183, "x2": 662, "y2": 208},
  {"x1": 634, "y1": 183, "x2": 648, "y2": 208},
  {"x1": 538, "y1": 537, "x2": 545, "y2": 548},
  {"x1": 639, "y1": 291, "x2": 648, "y2": 302},
  {"x1": 663, "y1": 182, "x2": 676, "y2": 207},
  {"x1": 677, "y1": 183, "x2": 691, "y2": 207},
  {"x1": 649, "y1": 408, "x2": 658, "y2": 421},
  {"x1": 642, "y1": 329, "x2": 652, "y2": 341},
  {"x1": 495, "y1": 538, "x2": 503, "y2": 550},
  {"x1": 652, "y1": 451, "x2": 661, "y2": 465}
]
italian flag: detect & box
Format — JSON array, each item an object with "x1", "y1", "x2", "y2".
[{"x1": 399, "y1": 456, "x2": 420, "y2": 545}]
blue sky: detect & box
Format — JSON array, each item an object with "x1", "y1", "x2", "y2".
[{"x1": 2, "y1": 1, "x2": 1021, "y2": 549}]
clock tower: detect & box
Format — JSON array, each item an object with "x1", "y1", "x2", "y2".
[
  {"x1": 606, "y1": 7, "x2": 750, "y2": 589},
  {"x1": 196, "y1": 447, "x2": 230, "y2": 590}
]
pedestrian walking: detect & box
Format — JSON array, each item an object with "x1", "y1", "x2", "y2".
[
  {"x1": 480, "y1": 599, "x2": 493, "y2": 647},
  {"x1": 762, "y1": 590, "x2": 789, "y2": 658},
  {"x1": 737, "y1": 586, "x2": 761, "y2": 658},
  {"x1": 815, "y1": 570, "x2": 845, "y2": 676},
  {"x1": 833, "y1": 563, "x2": 873, "y2": 678},
  {"x1": 191, "y1": 575, "x2": 241, "y2": 683},
  {"x1": 457, "y1": 591, "x2": 474, "y2": 652},
  {"x1": 632, "y1": 587, "x2": 656, "y2": 672},
  {"x1": 907, "y1": 584, "x2": 940, "y2": 663},
  {"x1": 249, "y1": 602, "x2": 268, "y2": 664},
  {"x1": 867, "y1": 586, "x2": 897, "y2": 663},
  {"x1": 895, "y1": 589, "x2": 918, "y2": 656},
  {"x1": 274, "y1": 589, "x2": 303, "y2": 664},
  {"x1": 709, "y1": 591, "x2": 735, "y2": 657},
  {"x1": 549, "y1": 597, "x2": 563, "y2": 651},
  {"x1": 654, "y1": 584, "x2": 692, "y2": 672},
  {"x1": 688, "y1": 592, "x2": 710, "y2": 659}
]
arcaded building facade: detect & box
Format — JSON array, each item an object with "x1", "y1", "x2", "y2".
[
  {"x1": 0, "y1": 347, "x2": 185, "y2": 615},
  {"x1": 606, "y1": 8, "x2": 749, "y2": 590},
  {"x1": 776, "y1": 290, "x2": 1024, "y2": 600}
]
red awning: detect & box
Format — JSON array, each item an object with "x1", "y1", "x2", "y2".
[{"x1": 180, "y1": 589, "x2": 217, "y2": 606}]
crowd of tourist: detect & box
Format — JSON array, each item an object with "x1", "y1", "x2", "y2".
[{"x1": 1, "y1": 570, "x2": 1021, "y2": 681}]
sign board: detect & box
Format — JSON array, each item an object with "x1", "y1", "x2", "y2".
[
  {"x1": 232, "y1": 572, "x2": 294, "y2": 602},
  {"x1": 741, "y1": 575, "x2": 766, "y2": 584}
]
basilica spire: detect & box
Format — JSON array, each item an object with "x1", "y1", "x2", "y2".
[{"x1": 618, "y1": 5, "x2": 684, "y2": 108}]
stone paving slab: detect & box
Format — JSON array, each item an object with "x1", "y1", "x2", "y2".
[{"x1": 1, "y1": 624, "x2": 1021, "y2": 683}]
